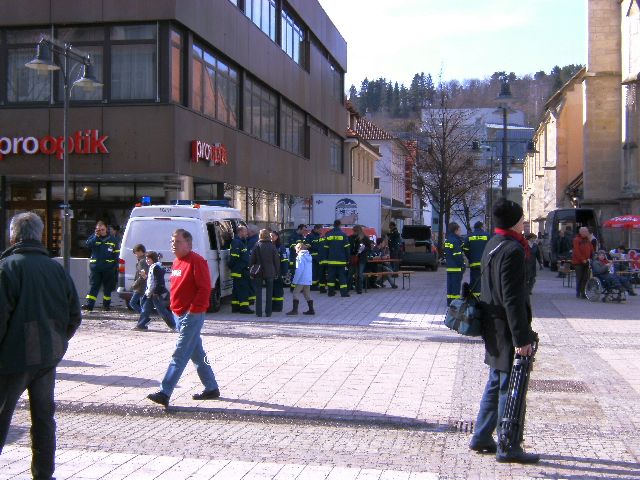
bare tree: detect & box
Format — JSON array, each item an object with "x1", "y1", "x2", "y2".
[{"x1": 413, "y1": 82, "x2": 491, "y2": 249}]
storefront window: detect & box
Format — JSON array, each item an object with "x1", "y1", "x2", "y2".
[
  {"x1": 100, "y1": 184, "x2": 134, "y2": 201},
  {"x1": 110, "y1": 24, "x2": 157, "y2": 100},
  {"x1": 7, "y1": 29, "x2": 51, "y2": 103},
  {"x1": 76, "y1": 183, "x2": 99, "y2": 201},
  {"x1": 10, "y1": 182, "x2": 46, "y2": 201},
  {"x1": 135, "y1": 184, "x2": 167, "y2": 203}
]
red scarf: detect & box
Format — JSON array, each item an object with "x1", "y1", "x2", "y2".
[{"x1": 494, "y1": 228, "x2": 530, "y2": 260}]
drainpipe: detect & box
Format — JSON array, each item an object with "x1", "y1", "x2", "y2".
[{"x1": 345, "y1": 138, "x2": 360, "y2": 194}]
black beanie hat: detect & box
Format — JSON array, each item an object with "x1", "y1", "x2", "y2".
[{"x1": 493, "y1": 198, "x2": 523, "y2": 229}]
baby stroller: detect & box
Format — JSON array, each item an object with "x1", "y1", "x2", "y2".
[{"x1": 585, "y1": 260, "x2": 626, "y2": 303}]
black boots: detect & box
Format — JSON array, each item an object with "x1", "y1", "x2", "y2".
[
  {"x1": 303, "y1": 300, "x2": 315, "y2": 315},
  {"x1": 286, "y1": 299, "x2": 299, "y2": 316}
]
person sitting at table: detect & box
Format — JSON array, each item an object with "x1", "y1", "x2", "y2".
[
  {"x1": 592, "y1": 250, "x2": 636, "y2": 296},
  {"x1": 628, "y1": 250, "x2": 640, "y2": 271},
  {"x1": 609, "y1": 244, "x2": 630, "y2": 275},
  {"x1": 371, "y1": 237, "x2": 398, "y2": 289}
]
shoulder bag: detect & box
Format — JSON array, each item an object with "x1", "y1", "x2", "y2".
[
  {"x1": 444, "y1": 241, "x2": 507, "y2": 336},
  {"x1": 250, "y1": 245, "x2": 262, "y2": 279}
]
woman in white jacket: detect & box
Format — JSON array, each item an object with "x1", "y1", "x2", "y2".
[{"x1": 287, "y1": 242, "x2": 315, "y2": 315}]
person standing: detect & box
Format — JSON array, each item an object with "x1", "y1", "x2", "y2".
[
  {"x1": 0, "y1": 212, "x2": 82, "y2": 479},
  {"x1": 229, "y1": 226, "x2": 253, "y2": 314},
  {"x1": 147, "y1": 229, "x2": 219, "y2": 407},
  {"x1": 572, "y1": 226, "x2": 594, "y2": 299},
  {"x1": 469, "y1": 199, "x2": 539, "y2": 464},
  {"x1": 387, "y1": 221, "x2": 402, "y2": 273},
  {"x1": 245, "y1": 224, "x2": 260, "y2": 306},
  {"x1": 250, "y1": 229, "x2": 280, "y2": 317},
  {"x1": 554, "y1": 228, "x2": 572, "y2": 277},
  {"x1": 270, "y1": 230, "x2": 289, "y2": 312},
  {"x1": 324, "y1": 220, "x2": 351, "y2": 298},
  {"x1": 444, "y1": 222, "x2": 466, "y2": 305},
  {"x1": 129, "y1": 244, "x2": 148, "y2": 313},
  {"x1": 305, "y1": 224, "x2": 323, "y2": 290},
  {"x1": 287, "y1": 243, "x2": 315, "y2": 315},
  {"x1": 82, "y1": 220, "x2": 120, "y2": 311},
  {"x1": 288, "y1": 224, "x2": 306, "y2": 290},
  {"x1": 525, "y1": 233, "x2": 544, "y2": 295},
  {"x1": 349, "y1": 225, "x2": 372, "y2": 294},
  {"x1": 464, "y1": 221, "x2": 489, "y2": 297},
  {"x1": 133, "y1": 251, "x2": 177, "y2": 331}
]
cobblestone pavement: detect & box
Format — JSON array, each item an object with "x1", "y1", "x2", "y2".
[{"x1": 1, "y1": 269, "x2": 640, "y2": 479}]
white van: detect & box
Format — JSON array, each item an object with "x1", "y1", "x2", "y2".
[{"x1": 117, "y1": 202, "x2": 245, "y2": 312}]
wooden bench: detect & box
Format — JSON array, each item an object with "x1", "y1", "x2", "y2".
[{"x1": 363, "y1": 270, "x2": 412, "y2": 291}]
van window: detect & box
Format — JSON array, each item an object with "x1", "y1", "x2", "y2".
[
  {"x1": 217, "y1": 220, "x2": 234, "y2": 250},
  {"x1": 206, "y1": 222, "x2": 218, "y2": 250}
]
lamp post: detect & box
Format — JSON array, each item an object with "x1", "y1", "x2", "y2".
[
  {"x1": 496, "y1": 77, "x2": 513, "y2": 199},
  {"x1": 25, "y1": 36, "x2": 102, "y2": 272}
]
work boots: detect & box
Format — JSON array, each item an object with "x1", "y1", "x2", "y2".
[
  {"x1": 303, "y1": 300, "x2": 315, "y2": 315},
  {"x1": 286, "y1": 299, "x2": 299, "y2": 316}
]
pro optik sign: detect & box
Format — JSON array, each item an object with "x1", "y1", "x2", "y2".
[
  {"x1": 191, "y1": 139, "x2": 228, "y2": 166},
  {"x1": 0, "y1": 129, "x2": 109, "y2": 161}
]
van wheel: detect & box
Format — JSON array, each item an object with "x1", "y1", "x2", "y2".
[{"x1": 208, "y1": 286, "x2": 221, "y2": 313}]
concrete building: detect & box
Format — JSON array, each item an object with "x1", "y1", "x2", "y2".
[{"x1": 0, "y1": 0, "x2": 348, "y2": 253}]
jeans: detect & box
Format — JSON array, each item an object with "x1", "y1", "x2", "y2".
[
  {"x1": 254, "y1": 278, "x2": 273, "y2": 316},
  {"x1": 356, "y1": 261, "x2": 367, "y2": 292},
  {"x1": 0, "y1": 367, "x2": 57, "y2": 480},
  {"x1": 137, "y1": 294, "x2": 176, "y2": 330},
  {"x1": 471, "y1": 368, "x2": 511, "y2": 448},
  {"x1": 129, "y1": 292, "x2": 145, "y2": 314},
  {"x1": 160, "y1": 312, "x2": 218, "y2": 397}
]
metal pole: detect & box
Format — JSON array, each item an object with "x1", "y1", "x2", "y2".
[
  {"x1": 62, "y1": 44, "x2": 70, "y2": 272},
  {"x1": 501, "y1": 106, "x2": 508, "y2": 198},
  {"x1": 489, "y1": 154, "x2": 493, "y2": 231}
]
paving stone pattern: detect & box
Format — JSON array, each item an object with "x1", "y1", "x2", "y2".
[{"x1": 1, "y1": 270, "x2": 639, "y2": 478}]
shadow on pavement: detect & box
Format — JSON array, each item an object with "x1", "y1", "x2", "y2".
[
  {"x1": 56, "y1": 372, "x2": 155, "y2": 388},
  {"x1": 5, "y1": 425, "x2": 28, "y2": 445},
  {"x1": 59, "y1": 359, "x2": 107, "y2": 368},
  {"x1": 534, "y1": 453, "x2": 640, "y2": 479}
]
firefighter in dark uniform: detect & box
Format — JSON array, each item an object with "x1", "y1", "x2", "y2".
[
  {"x1": 317, "y1": 235, "x2": 328, "y2": 293},
  {"x1": 271, "y1": 230, "x2": 289, "y2": 312},
  {"x1": 82, "y1": 220, "x2": 119, "y2": 311},
  {"x1": 444, "y1": 222, "x2": 467, "y2": 305},
  {"x1": 464, "y1": 221, "x2": 489, "y2": 297},
  {"x1": 305, "y1": 224, "x2": 322, "y2": 291},
  {"x1": 288, "y1": 224, "x2": 306, "y2": 291},
  {"x1": 323, "y1": 220, "x2": 351, "y2": 297},
  {"x1": 229, "y1": 225, "x2": 253, "y2": 314}
]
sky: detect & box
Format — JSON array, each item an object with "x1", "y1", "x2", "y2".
[{"x1": 317, "y1": 0, "x2": 586, "y2": 89}]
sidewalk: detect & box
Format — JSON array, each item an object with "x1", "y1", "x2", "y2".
[{"x1": 2, "y1": 268, "x2": 640, "y2": 479}]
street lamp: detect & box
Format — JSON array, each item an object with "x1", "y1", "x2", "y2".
[
  {"x1": 25, "y1": 36, "x2": 102, "y2": 272},
  {"x1": 495, "y1": 77, "x2": 513, "y2": 198}
]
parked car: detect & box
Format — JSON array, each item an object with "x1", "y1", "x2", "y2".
[{"x1": 400, "y1": 225, "x2": 438, "y2": 271}]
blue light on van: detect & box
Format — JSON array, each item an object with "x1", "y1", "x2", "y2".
[{"x1": 141, "y1": 196, "x2": 151, "y2": 206}]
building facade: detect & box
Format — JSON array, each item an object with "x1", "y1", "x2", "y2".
[
  {"x1": 0, "y1": 0, "x2": 348, "y2": 254},
  {"x1": 345, "y1": 102, "x2": 380, "y2": 195}
]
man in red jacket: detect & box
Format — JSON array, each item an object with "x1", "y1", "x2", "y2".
[
  {"x1": 147, "y1": 229, "x2": 220, "y2": 407},
  {"x1": 572, "y1": 226, "x2": 594, "y2": 299}
]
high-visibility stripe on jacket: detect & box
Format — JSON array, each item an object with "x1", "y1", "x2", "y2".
[
  {"x1": 229, "y1": 237, "x2": 250, "y2": 274},
  {"x1": 464, "y1": 228, "x2": 489, "y2": 268},
  {"x1": 323, "y1": 227, "x2": 350, "y2": 265},
  {"x1": 444, "y1": 233, "x2": 466, "y2": 270},
  {"x1": 305, "y1": 231, "x2": 321, "y2": 257},
  {"x1": 85, "y1": 233, "x2": 119, "y2": 271}
]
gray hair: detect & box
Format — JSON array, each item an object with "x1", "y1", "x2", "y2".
[{"x1": 10, "y1": 212, "x2": 44, "y2": 244}]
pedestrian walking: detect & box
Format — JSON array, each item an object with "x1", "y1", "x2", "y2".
[
  {"x1": 323, "y1": 220, "x2": 351, "y2": 297},
  {"x1": 82, "y1": 220, "x2": 120, "y2": 311},
  {"x1": 444, "y1": 222, "x2": 466, "y2": 305},
  {"x1": 469, "y1": 199, "x2": 539, "y2": 464},
  {"x1": 270, "y1": 230, "x2": 289, "y2": 312},
  {"x1": 229, "y1": 226, "x2": 253, "y2": 314},
  {"x1": 287, "y1": 242, "x2": 315, "y2": 315},
  {"x1": 525, "y1": 233, "x2": 543, "y2": 294},
  {"x1": 387, "y1": 221, "x2": 402, "y2": 274},
  {"x1": 250, "y1": 229, "x2": 280, "y2": 317},
  {"x1": 305, "y1": 224, "x2": 323, "y2": 290},
  {"x1": 0, "y1": 212, "x2": 82, "y2": 479},
  {"x1": 147, "y1": 229, "x2": 219, "y2": 407},
  {"x1": 129, "y1": 243, "x2": 148, "y2": 313},
  {"x1": 464, "y1": 221, "x2": 489, "y2": 297},
  {"x1": 132, "y1": 251, "x2": 177, "y2": 331},
  {"x1": 572, "y1": 226, "x2": 594, "y2": 299}
]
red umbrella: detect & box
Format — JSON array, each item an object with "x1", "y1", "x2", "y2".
[{"x1": 602, "y1": 215, "x2": 640, "y2": 229}]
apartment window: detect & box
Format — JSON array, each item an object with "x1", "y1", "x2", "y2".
[
  {"x1": 329, "y1": 62, "x2": 342, "y2": 102},
  {"x1": 170, "y1": 29, "x2": 183, "y2": 103},
  {"x1": 281, "y1": 10, "x2": 306, "y2": 68},
  {"x1": 243, "y1": 76, "x2": 277, "y2": 145},
  {"x1": 192, "y1": 43, "x2": 239, "y2": 127},
  {"x1": 308, "y1": 116, "x2": 327, "y2": 136},
  {"x1": 329, "y1": 132, "x2": 342, "y2": 172},
  {"x1": 110, "y1": 24, "x2": 156, "y2": 100},
  {"x1": 246, "y1": 0, "x2": 277, "y2": 42},
  {"x1": 6, "y1": 29, "x2": 51, "y2": 103},
  {"x1": 281, "y1": 100, "x2": 306, "y2": 156},
  {"x1": 56, "y1": 26, "x2": 104, "y2": 101}
]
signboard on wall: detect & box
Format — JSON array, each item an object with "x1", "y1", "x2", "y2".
[
  {"x1": 0, "y1": 130, "x2": 109, "y2": 161},
  {"x1": 191, "y1": 140, "x2": 228, "y2": 166}
]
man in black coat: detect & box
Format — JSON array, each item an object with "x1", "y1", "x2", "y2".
[
  {"x1": 0, "y1": 212, "x2": 82, "y2": 479},
  {"x1": 469, "y1": 199, "x2": 539, "y2": 464}
]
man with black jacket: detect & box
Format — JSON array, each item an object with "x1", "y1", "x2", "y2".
[
  {"x1": 469, "y1": 199, "x2": 539, "y2": 464},
  {"x1": 0, "y1": 212, "x2": 82, "y2": 479}
]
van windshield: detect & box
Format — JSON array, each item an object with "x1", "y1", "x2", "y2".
[{"x1": 124, "y1": 218, "x2": 197, "y2": 253}]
